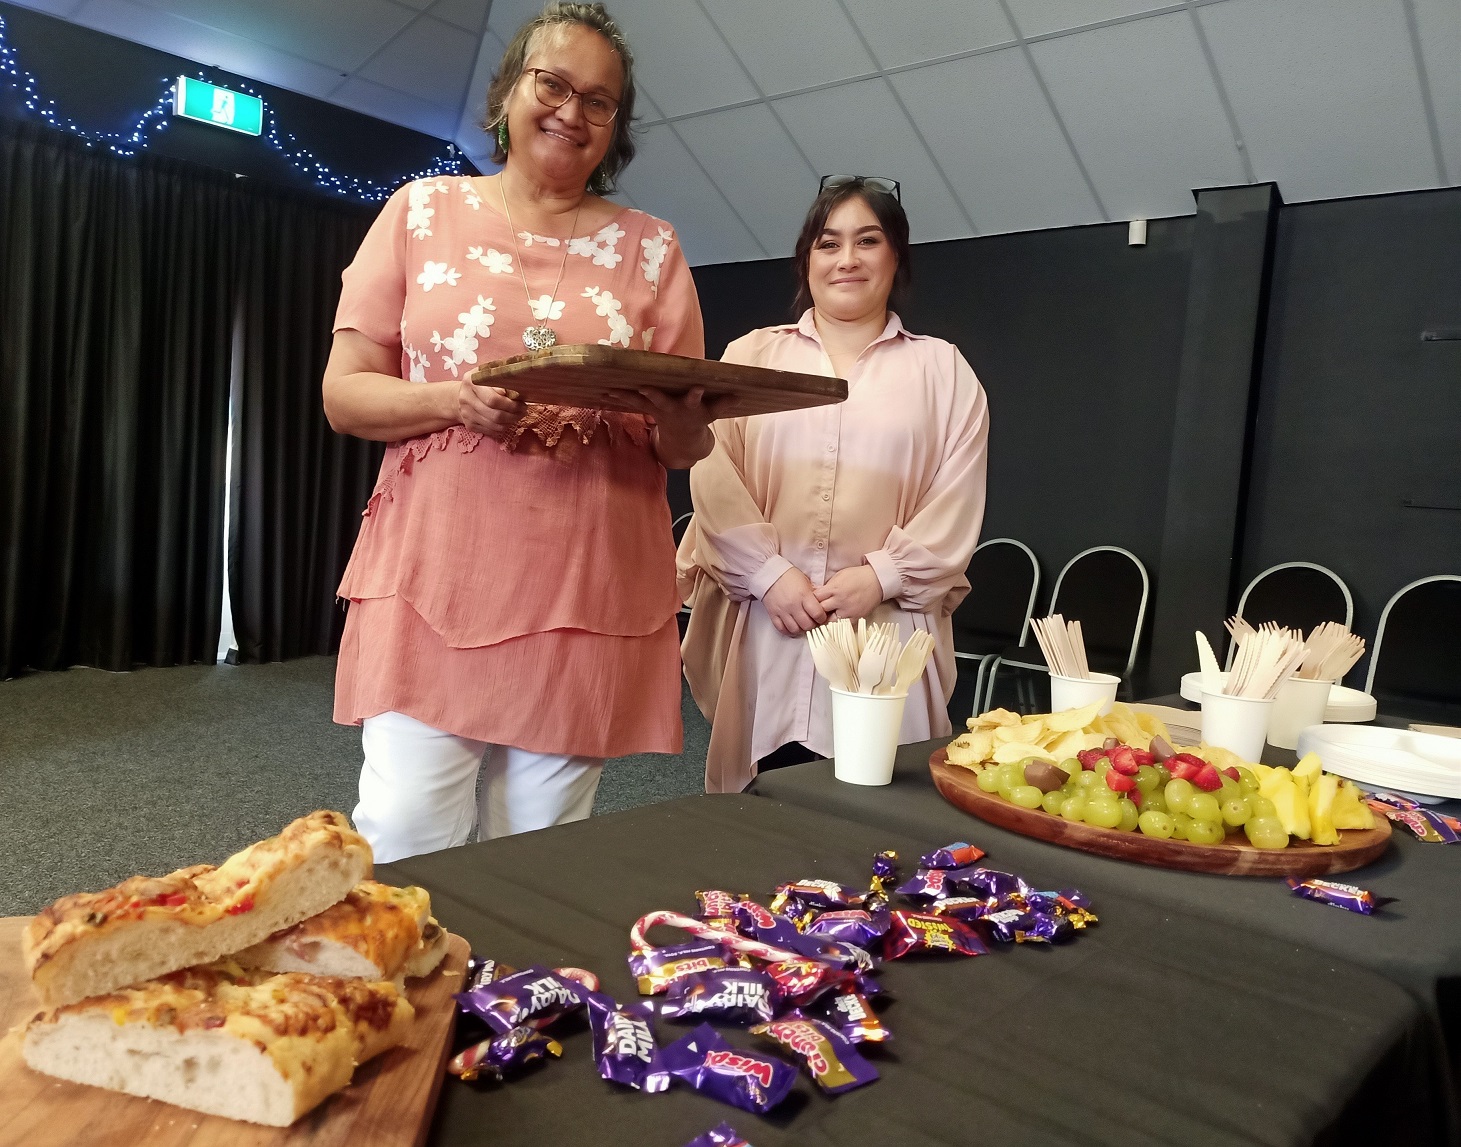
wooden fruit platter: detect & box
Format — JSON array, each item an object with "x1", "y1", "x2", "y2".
[
  {"x1": 468, "y1": 344, "x2": 848, "y2": 418},
  {"x1": 0, "y1": 917, "x2": 467, "y2": 1147},
  {"x1": 930, "y1": 749, "x2": 1391, "y2": 877}
]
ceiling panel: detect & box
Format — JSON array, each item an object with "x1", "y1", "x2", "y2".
[
  {"x1": 485, "y1": 0, "x2": 541, "y2": 41},
  {"x1": 392, "y1": 0, "x2": 433, "y2": 12},
  {"x1": 357, "y1": 14, "x2": 477, "y2": 109},
  {"x1": 1410, "y1": 0, "x2": 1460, "y2": 182},
  {"x1": 453, "y1": 25, "x2": 503, "y2": 162},
  {"x1": 675, "y1": 103, "x2": 820, "y2": 257},
  {"x1": 427, "y1": 0, "x2": 488, "y2": 34},
  {"x1": 605, "y1": 0, "x2": 762, "y2": 117},
  {"x1": 892, "y1": 47, "x2": 1102, "y2": 234},
  {"x1": 72, "y1": 0, "x2": 345, "y2": 100},
  {"x1": 4, "y1": 0, "x2": 86, "y2": 18},
  {"x1": 840, "y1": 0, "x2": 1014, "y2": 69},
  {"x1": 1199, "y1": 0, "x2": 1440, "y2": 201},
  {"x1": 614, "y1": 122, "x2": 765, "y2": 266},
  {"x1": 1005, "y1": 0, "x2": 1178, "y2": 38},
  {"x1": 129, "y1": 0, "x2": 417, "y2": 72},
  {"x1": 1031, "y1": 11, "x2": 1244, "y2": 219},
  {"x1": 700, "y1": 0, "x2": 875, "y2": 95},
  {"x1": 331, "y1": 74, "x2": 459, "y2": 139},
  {"x1": 773, "y1": 78, "x2": 971, "y2": 243}
]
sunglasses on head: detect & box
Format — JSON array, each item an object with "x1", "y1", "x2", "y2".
[{"x1": 819, "y1": 175, "x2": 901, "y2": 201}]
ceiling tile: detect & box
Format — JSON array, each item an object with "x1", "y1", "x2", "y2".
[
  {"x1": 331, "y1": 75, "x2": 457, "y2": 139},
  {"x1": 891, "y1": 47, "x2": 1102, "y2": 234},
  {"x1": 485, "y1": 0, "x2": 542, "y2": 41},
  {"x1": 454, "y1": 26, "x2": 503, "y2": 157},
  {"x1": 772, "y1": 77, "x2": 971, "y2": 242},
  {"x1": 427, "y1": 0, "x2": 487, "y2": 33},
  {"x1": 356, "y1": 14, "x2": 476, "y2": 109},
  {"x1": 614, "y1": 123, "x2": 765, "y2": 265},
  {"x1": 127, "y1": 0, "x2": 417, "y2": 72},
  {"x1": 1408, "y1": 0, "x2": 1460, "y2": 182},
  {"x1": 3, "y1": 0, "x2": 87, "y2": 19},
  {"x1": 72, "y1": 0, "x2": 345, "y2": 100},
  {"x1": 1005, "y1": 0, "x2": 1178, "y2": 39},
  {"x1": 1199, "y1": 0, "x2": 1440, "y2": 201},
  {"x1": 675, "y1": 103, "x2": 820, "y2": 257},
  {"x1": 840, "y1": 0, "x2": 1014, "y2": 69},
  {"x1": 700, "y1": 0, "x2": 875, "y2": 95},
  {"x1": 1030, "y1": 11, "x2": 1244, "y2": 218},
  {"x1": 390, "y1": 0, "x2": 433, "y2": 11}
]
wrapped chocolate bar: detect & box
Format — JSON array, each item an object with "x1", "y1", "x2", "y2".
[
  {"x1": 684, "y1": 1124, "x2": 753, "y2": 1147},
  {"x1": 696, "y1": 889, "x2": 746, "y2": 930},
  {"x1": 587, "y1": 993, "x2": 658, "y2": 1089},
  {"x1": 629, "y1": 939, "x2": 728, "y2": 995},
  {"x1": 945, "y1": 866, "x2": 1033, "y2": 900},
  {"x1": 928, "y1": 895, "x2": 998, "y2": 922},
  {"x1": 867, "y1": 851, "x2": 899, "y2": 911},
  {"x1": 1367, "y1": 793, "x2": 1461, "y2": 843},
  {"x1": 1022, "y1": 891, "x2": 1098, "y2": 930},
  {"x1": 463, "y1": 955, "x2": 514, "y2": 992},
  {"x1": 894, "y1": 867, "x2": 955, "y2": 902},
  {"x1": 645, "y1": 1023, "x2": 797, "y2": 1114},
  {"x1": 454, "y1": 965, "x2": 586, "y2": 1034},
  {"x1": 980, "y1": 906, "x2": 1073, "y2": 944},
  {"x1": 919, "y1": 841, "x2": 987, "y2": 869},
  {"x1": 1285, "y1": 877, "x2": 1392, "y2": 915},
  {"x1": 805, "y1": 907, "x2": 891, "y2": 949},
  {"x1": 763, "y1": 958, "x2": 856, "y2": 1009},
  {"x1": 448, "y1": 1025, "x2": 562, "y2": 1081},
  {"x1": 882, "y1": 910, "x2": 989, "y2": 959},
  {"x1": 812, "y1": 990, "x2": 891, "y2": 1044},
  {"x1": 662, "y1": 968, "x2": 781, "y2": 1025},
  {"x1": 730, "y1": 900, "x2": 805, "y2": 949},
  {"x1": 752, "y1": 1016, "x2": 879, "y2": 1094},
  {"x1": 769, "y1": 878, "x2": 866, "y2": 915}
]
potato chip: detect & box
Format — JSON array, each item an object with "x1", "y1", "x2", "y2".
[
  {"x1": 945, "y1": 742, "x2": 984, "y2": 768},
  {"x1": 1132, "y1": 709, "x2": 1173, "y2": 745},
  {"x1": 992, "y1": 741, "x2": 1056, "y2": 764},
  {"x1": 1045, "y1": 701, "x2": 1104, "y2": 732},
  {"x1": 960, "y1": 729, "x2": 995, "y2": 762},
  {"x1": 968, "y1": 707, "x2": 1022, "y2": 730},
  {"x1": 1047, "y1": 729, "x2": 1104, "y2": 761},
  {"x1": 993, "y1": 722, "x2": 1043, "y2": 746}
]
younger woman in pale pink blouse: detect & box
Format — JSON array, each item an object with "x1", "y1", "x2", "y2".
[{"x1": 678, "y1": 177, "x2": 990, "y2": 793}]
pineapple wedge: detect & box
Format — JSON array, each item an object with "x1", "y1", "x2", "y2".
[
  {"x1": 1332, "y1": 781, "x2": 1377, "y2": 831},
  {"x1": 1262, "y1": 772, "x2": 1312, "y2": 840},
  {"x1": 1293, "y1": 751, "x2": 1323, "y2": 786},
  {"x1": 1309, "y1": 773, "x2": 1341, "y2": 846}
]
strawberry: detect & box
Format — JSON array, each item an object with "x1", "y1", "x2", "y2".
[
  {"x1": 1221, "y1": 766, "x2": 1241, "y2": 782},
  {"x1": 1077, "y1": 748, "x2": 1106, "y2": 771},
  {"x1": 1108, "y1": 745, "x2": 1140, "y2": 776},
  {"x1": 1168, "y1": 753, "x2": 1206, "y2": 782},
  {"x1": 1193, "y1": 763, "x2": 1224, "y2": 792},
  {"x1": 1129, "y1": 787, "x2": 1144, "y2": 808},
  {"x1": 1105, "y1": 770, "x2": 1136, "y2": 793},
  {"x1": 1129, "y1": 748, "x2": 1155, "y2": 767}
]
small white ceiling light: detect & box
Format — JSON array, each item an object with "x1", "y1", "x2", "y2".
[{"x1": 1128, "y1": 219, "x2": 1148, "y2": 246}]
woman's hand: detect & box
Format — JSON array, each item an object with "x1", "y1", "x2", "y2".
[
  {"x1": 813, "y1": 565, "x2": 884, "y2": 623},
  {"x1": 613, "y1": 387, "x2": 728, "y2": 469},
  {"x1": 763, "y1": 567, "x2": 829, "y2": 637},
  {"x1": 456, "y1": 382, "x2": 527, "y2": 439}
]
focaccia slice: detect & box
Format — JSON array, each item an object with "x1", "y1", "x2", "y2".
[
  {"x1": 21, "y1": 962, "x2": 414, "y2": 1127},
  {"x1": 24, "y1": 811, "x2": 373, "y2": 1008}
]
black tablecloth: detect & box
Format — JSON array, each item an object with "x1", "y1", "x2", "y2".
[{"x1": 379, "y1": 795, "x2": 1450, "y2": 1146}]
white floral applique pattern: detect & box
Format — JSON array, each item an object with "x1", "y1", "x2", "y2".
[
  {"x1": 517, "y1": 231, "x2": 560, "y2": 248},
  {"x1": 429, "y1": 295, "x2": 496, "y2": 376},
  {"x1": 641, "y1": 327, "x2": 655, "y2": 351},
  {"x1": 640, "y1": 227, "x2": 674, "y2": 296},
  {"x1": 582, "y1": 286, "x2": 633, "y2": 348},
  {"x1": 406, "y1": 179, "x2": 449, "y2": 240},
  {"x1": 458, "y1": 179, "x2": 482, "y2": 210},
  {"x1": 467, "y1": 246, "x2": 514, "y2": 274},
  {"x1": 418, "y1": 261, "x2": 461, "y2": 292},
  {"x1": 569, "y1": 222, "x2": 626, "y2": 269},
  {"x1": 529, "y1": 295, "x2": 565, "y2": 321},
  {"x1": 404, "y1": 342, "x2": 431, "y2": 382}
]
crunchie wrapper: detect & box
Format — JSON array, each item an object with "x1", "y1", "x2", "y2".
[
  {"x1": 1285, "y1": 877, "x2": 1392, "y2": 915},
  {"x1": 751, "y1": 1016, "x2": 879, "y2": 1094},
  {"x1": 587, "y1": 992, "x2": 658, "y2": 1089},
  {"x1": 454, "y1": 965, "x2": 585, "y2": 1034},
  {"x1": 645, "y1": 1023, "x2": 797, "y2": 1114}
]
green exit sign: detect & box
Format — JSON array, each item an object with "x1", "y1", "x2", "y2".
[{"x1": 173, "y1": 76, "x2": 263, "y2": 136}]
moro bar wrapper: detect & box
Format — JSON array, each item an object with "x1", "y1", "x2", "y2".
[
  {"x1": 645, "y1": 1023, "x2": 797, "y2": 1114},
  {"x1": 752, "y1": 1016, "x2": 879, "y2": 1094}
]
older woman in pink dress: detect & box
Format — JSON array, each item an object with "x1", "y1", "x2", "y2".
[
  {"x1": 323, "y1": 3, "x2": 717, "y2": 861},
  {"x1": 679, "y1": 177, "x2": 990, "y2": 793}
]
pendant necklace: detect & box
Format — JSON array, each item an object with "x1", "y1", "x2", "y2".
[{"x1": 499, "y1": 179, "x2": 583, "y2": 351}]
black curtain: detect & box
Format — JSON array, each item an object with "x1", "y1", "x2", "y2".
[
  {"x1": 0, "y1": 120, "x2": 239, "y2": 677},
  {"x1": 228, "y1": 189, "x2": 382, "y2": 663}
]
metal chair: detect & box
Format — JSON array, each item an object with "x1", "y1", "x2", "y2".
[
  {"x1": 982, "y1": 546, "x2": 1150, "y2": 713},
  {"x1": 951, "y1": 539, "x2": 1040, "y2": 719},
  {"x1": 1364, "y1": 575, "x2": 1461, "y2": 709},
  {"x1": 1225, "y1": 561, "x2": 1354, "y2": 669}
]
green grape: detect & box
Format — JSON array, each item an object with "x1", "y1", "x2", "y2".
[
  {"x1": 997, "y1": 768, "x2": 1021, "y2": 800},
  {"x1": 1221, "y1": 796, "x2": 1251, "y2": 826},
  {"x1": 976, "y1": 767, "x2": 1001, "y2": 793},
  {"x1": 1171, "y1": 813, "x2": 1194, "y2": 840},
  {"x1": 1187, "y1": 818, "x2": 1225, "y2": 845},
  {"x1": 1155, "y1": 764, "x2": 1172, "y2": 786},
  {"x1": 1135, "y1": 765, "x2": 1161, "y2": 793},
  {"x1": 1042, "y1": 790, "x2": 1067, "y2": 815},
  {"x1": 1244, "y1": 815, "x2": 1289, "y2": 849},
  {"x1": 1077, "y1": 770, "x2": 1102, "y2": 791},
  {"x1": 1138, "y1": 810, "x2": 1175, "y2": 839},
  {"x1": 1234, "y1": 765, "x2": 1259, "y2": 793},
  {"x1": 1142, "y1": 788, "x2": 1168, "y2": 815},
  {"x1": 1059, "y1": 758, "x2": 1081, "y2": 780},
  {"x1": 1249, "y1": 795, "x2": 1277, "y2": 820},
  {"x1": 1095, "y1": 758, "x2": 1112, "y2": 777},
  {"x1": 1218, "y1": 775, "x2": 1241, "y2": 801},
  {"x1": 1117, "y1": 799, "x2": 1140, "y2": 832},
  {"x1": 1164, "y1": 778, "x2": 1194, "y2": 815},
  {"x1": 1085, "y1": 797, "x2": 1122, "y2": 829},
  {"x1": 1010, "y1": 785, "x2": 1046, "y2": 810},
  {"x1": 1060, "y1": 794, "x2": 1087, "y2": 822},
  {"x1": 1187, "y1": 793, "x2": 1221, "y2": 823}
]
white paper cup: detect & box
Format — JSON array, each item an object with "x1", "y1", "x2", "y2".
[
  {"x1": 830, "y1": 687, "x2": 907, "y2": 786},
  {"x1": 1049, "y1": 672, "x2": 1120, "y2": 716},
  {"x1": 1267, "y1": 675, "x2": 1332, "y2": 750},
  {"x1": 1200, "y1": 691, "x2": 1274, "y2": 764}
]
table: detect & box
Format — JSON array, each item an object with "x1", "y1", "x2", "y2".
[{"x1": 379, "y1": 795, "x2": 1450, "y2": 1146}]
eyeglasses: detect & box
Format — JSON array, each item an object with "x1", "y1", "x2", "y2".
[
  {"x1": 525, "y1": 68, "x2": 620, "y2": 127},
  {"x1": 819, "y1": 174, "x2": 901, "y2": 201}
]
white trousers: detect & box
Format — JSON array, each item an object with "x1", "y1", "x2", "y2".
[{"x1": 353, "y1": 711, "x2": 603, "y2": 863}]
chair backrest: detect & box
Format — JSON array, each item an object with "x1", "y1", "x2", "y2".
[
  {"x1": 951, "y1": 538, "x2": 1040, "y2": 652},
  {"x1": 671, "y1": 512, "x2": 693, "y2": 548},
  {"x1": 1048, "y1": 546, "x2": 1150, "y2": 678},
  {"x1": 1364, "y1": 575, "x2": 1461, "y2": 703},
  {"x1": 1227, "y1": 562, "x2": 1353, "y2": 667}
]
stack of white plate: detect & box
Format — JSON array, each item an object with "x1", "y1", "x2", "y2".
[
  {"x1": 1295, "y1": 725, "x2": 1461, "y2": 801},
  {"x1": 1179, "y1": 672, "x2": 1377, "y2": 722}
]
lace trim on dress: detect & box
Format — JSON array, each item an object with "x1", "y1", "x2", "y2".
[{"x1": 360, "y1": 408, "x2": 652, "y2": 517}]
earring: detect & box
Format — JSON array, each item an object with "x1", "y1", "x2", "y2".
[{"x1": 496, "y1": 121, "x2": 509, "y2": 151}]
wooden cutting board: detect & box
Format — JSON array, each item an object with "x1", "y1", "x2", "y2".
[
  {"x1": 468, "y1": 344, "x2": 848, "y2": 418},
  {"x1": 930, "y1": 749, "x2": 1392, "y2": 877},
  {"x1": 0, "y1": 917, "x2": 467, "y2": 1147}
]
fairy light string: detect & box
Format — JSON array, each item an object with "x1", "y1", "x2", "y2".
[{"x1": 0, "y1": 10, "x2": 464, "y2": 201}]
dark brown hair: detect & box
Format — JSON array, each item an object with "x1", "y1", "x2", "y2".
[
  {"x1": 792, "y1": 180, "x2": 912, "y2": 317},
  {"x1": 482, "y1": 3, "x2": 637, "y2": 195}
]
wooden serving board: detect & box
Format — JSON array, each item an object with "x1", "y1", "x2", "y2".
[
  {"x1": 468, "y1": 344, "x2": 847, "y2": 418},
  {"x1": 930, "y1": 749, "x2": 1392, "y2": 878},
  {"x1": 0, "y1": 917, "x2": 467, "y2": 1147}
]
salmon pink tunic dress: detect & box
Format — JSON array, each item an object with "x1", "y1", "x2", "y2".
[{"x1": 332, "y1": 177, "x2": 704, "y2": 758}]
